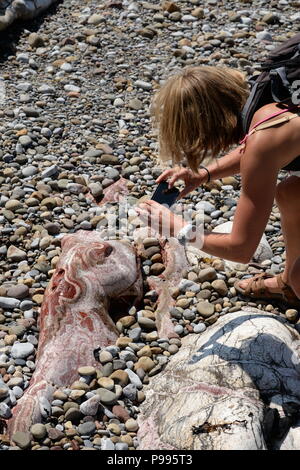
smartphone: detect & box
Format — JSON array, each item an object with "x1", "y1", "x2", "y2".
[{"x1": 151, "y1": 181, "x2": 179, "y2": 208}]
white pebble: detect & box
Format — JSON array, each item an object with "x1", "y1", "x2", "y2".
[{"x1": 193, "y1": 323, "x2": 207, "y2": 334}]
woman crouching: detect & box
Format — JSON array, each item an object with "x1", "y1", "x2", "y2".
[{"x1": 137, "y1": 65, "x2": 300, "y2": 308}]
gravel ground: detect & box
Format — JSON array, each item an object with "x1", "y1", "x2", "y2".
[{"x1": 0, "y1": 0, "x2": 300, "y2": 451}]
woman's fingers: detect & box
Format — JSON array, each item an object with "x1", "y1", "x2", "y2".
[
  {"x1": 155, "y1": 169, "x2": 173, "y2": 183},
  {"x1": 156, "y1": 166, "x2": 183, "y2": 184},
  {"x1": 178, "y1": 186, "x2": 192, "y2": 199},
  {"x1": 137, "y1": 199, "x2": 185, "y2": 238},
  {"x1": 168, "y1": 175, "x2": 178, "y2": 188},
  {"x1": 168, "y1": 169, "x2": 188, "y2": 188}
]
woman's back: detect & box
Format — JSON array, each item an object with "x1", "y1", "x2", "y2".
[{"x1": 244, "y1": 101, "x2": 300, "y2": 172}]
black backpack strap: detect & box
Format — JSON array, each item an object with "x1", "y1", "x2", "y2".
[
  {"x1": 270, "y1": 66, "x2": 292, "y2": 101},
  {"x1": 241, "y1": 78, "x2": 270, "y2": 134},
  {"x1": 241, "y1": 82, "x2": 259, "y2": 134}
]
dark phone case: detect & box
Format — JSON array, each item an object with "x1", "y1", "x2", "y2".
[{"x1": 151, "y1": 182, "x2": 179, "y2": 207}]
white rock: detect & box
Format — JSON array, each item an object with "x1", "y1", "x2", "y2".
[
  {"x1": 38, "y1": 84, "x2": 56, "y2": 95},
  {"x1": 182, "y1": 15, "x2": 198, "y2": 22},
  {"x1": 80, "y1": 395, "x2": 101, "y2": 416},
  {"x1": 114, "y1": 98, "x2": 124, "y2": 106},
  {"x1": 11, "y1": 342, "x2": 34, "y2": 359},
  {"x1": 16, "y1": 82, "x2": 32, "y2": 91},
  {"x1": 101, "y1": 437, "x2": 115, "y2": 450},
  {"x1": 39, "y1": 396, "x2": 51, "y2": 418},
  {"x1": 138, "y1": 309, "x2": 300, "y2": 450},
  {"x1": 16, "y1": 53, "x2": 29, "y2": 63},
  {"x1": 134, "y1": 80, "x2": 152, "y2": 90},
  {"x1": 60, "y1": 63, "x2": 73, "y2": 72},
  {"x1": 193, "y1": 323, "x2": 206, "y2": 333},
  {"x1": 279, "y1": 418, "x2": 300, "y2": 449},
  {"x1": 41, "y1": 164, "x2": 58, "y2": 178},
  {"x1": 64, "y1": 84, "x2": 81, "y2": 93},
  {"x1": 0, "y1": 297, "x2": 20, "y2": 309},
  {"x1": 125, "y1": 368, "x2": 143, "y2": 389},
  {"x1": 195, "y1": 201, "x2": 215, "y2": 214},
  {"x1": 87, "y1": 13, "x2": 104, "y2": 25}
]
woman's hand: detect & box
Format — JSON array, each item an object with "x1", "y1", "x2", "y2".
[
  {"x1": 136, "y1": 200, "x2": 187, "y2": 238},
  {"x1": 156, "y1": 166, "x2": 208, "y2": 199}
]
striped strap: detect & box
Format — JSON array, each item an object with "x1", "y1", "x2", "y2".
[
  {"x1": 239, "y1": 105, "x2": 300, "y2": 147},
  {"x1": 240, "y1": 114, "x2": 299, "y2": 143}
]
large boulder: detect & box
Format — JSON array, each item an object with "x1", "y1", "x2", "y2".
[
  {"x1": 137, "y1": 308, "x2": 300, "y2": 450},
  {"x1": 0, "y1": 0, "x2": 57, "y2": 31}
]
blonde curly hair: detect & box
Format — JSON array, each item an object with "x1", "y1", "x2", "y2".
[{"x1": 151, "y1": 66, "x2": 249, "y2": 172}]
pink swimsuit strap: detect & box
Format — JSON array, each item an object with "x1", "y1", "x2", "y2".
[{"x1": 239, "y1": 104, "x2": 300, "y2": 146}]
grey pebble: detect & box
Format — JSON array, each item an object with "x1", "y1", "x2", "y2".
[
  {"x1": 119, "y1": 350, "x2": 136, "y2": 362},
  {"x1": 80, "y1": 395, "x2": 101, "y2": 416},
  {"x1": 9, "y1": 390, "x2": 17, "y2": 405},
  {"x1": 137, "y1": 317, "x2": 156, "y2": 330},
  {"x1": 0, "y1": 297, "x2": 20, "y2": 309},
  {"x1": 193, "y1": 323, "x2": 207, "y2": 334},
  {"x1": 115, "y1": 442, "x2": 129, "y2": 450},
  {"x1": 101, "y1": 437, "x2": 115, "y2": 450},
  {"x1": 96, "y1": 388, "x2": 117, "y2": 405},
  {"x1": 122, "y1": 384, "x2": 137, "y2": 400},
  {"x1": 11, "y1": 431, "x2": 31, "y2": 449},
  {"x1": 20, "y1": 300, "x2": 35, "y2": 311},
  {"x1": 135, "y1": 80, "x2": 152, "y2": 90},
  {"x1": 41, "y1": 165, "x2": 58, "y2": 178},
  {"x1": 102, "y1": 363, "x2": 113, "y2": 377},
  {"x1": 19, "y1": 135, "x2": 32, "y2": 147},
  {"x1": 174, "y1": 324, "x2": 184, "y2": 335},
  {"x1": 125, "y1": 368, "x2": 143, "y2": 389},
  {"x1": 128, "y1": 327, "x2": 142, "y2": 341},
  {"x1": 0, "y1": 402, "x2": 12, "y2": 418},
  {"x1": 78, "y1": 421, "x2": 96, "y2": 435},
  {"x1": 21, "y1": 165, "x2": 38, "y2": 177},
  {"x1": 183, "y1": 309, "x2": 196, "y2": 321},
  {"x1": 11, "y1": 342, "x2": 34, "y2": 359},
  {"x1": 30, "y1": 423, "x2": 47, "y2": 440},
  {"x1": 105, "y1": 346, "x2": 120, "y2": 357}
]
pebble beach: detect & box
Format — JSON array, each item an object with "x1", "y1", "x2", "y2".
[{"x1": 0, "y1": 0, "x2": 300, "y2": 451}]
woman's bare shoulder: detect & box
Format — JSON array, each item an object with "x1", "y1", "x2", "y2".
[
  {"x1": 250, "y1": 102, "x2": 288, "y2": 128},
  {"x1": 244, "y1": 101, "x2": 300, "y2": 169}
]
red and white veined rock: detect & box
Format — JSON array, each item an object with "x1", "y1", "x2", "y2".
[
  {"x1": 7, "y1": 177, "x2": 189, "y2": 437},
  {"x1": 7, "y1": 230, "x2": 143, "y2": 436}
]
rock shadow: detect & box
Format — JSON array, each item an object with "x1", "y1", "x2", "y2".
[
  {"x1": 188, "y1": 313, "x2": 300, "y2": 448},
  {"x1": 0, "y1": 0, "x2": 64, "y2": 63}
]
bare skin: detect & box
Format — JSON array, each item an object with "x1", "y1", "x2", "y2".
[
  {"x1": 139, "y1": 100, "x2": 300, "y2": 300},
  {"x1": 291, "y1": 258, "x2": 300, "y2": 298}
]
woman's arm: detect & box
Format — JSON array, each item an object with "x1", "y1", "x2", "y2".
[
  {"x1": 138, "y1": 134, "x2": 280, "y2": 264},
  {"x1": 205, "y1": 145, "x2": 243, "y2": 181},
  {"x1": 199, "y1": 136, "x2": 280, "y2": 263},
  {"x1": 156, "y1": 145, "x2": 244, "y2": 199}
]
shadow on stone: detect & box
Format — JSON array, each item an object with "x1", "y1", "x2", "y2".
[
  {"x1": 0, "y1": 0, "x2": 64, "y2": 63},
  {"x1": 189, "y1": 314, "x2": 300, "y2": 448},
  {"x1": 137, "y1": 310, "x2": 300, "y2": 450}
]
